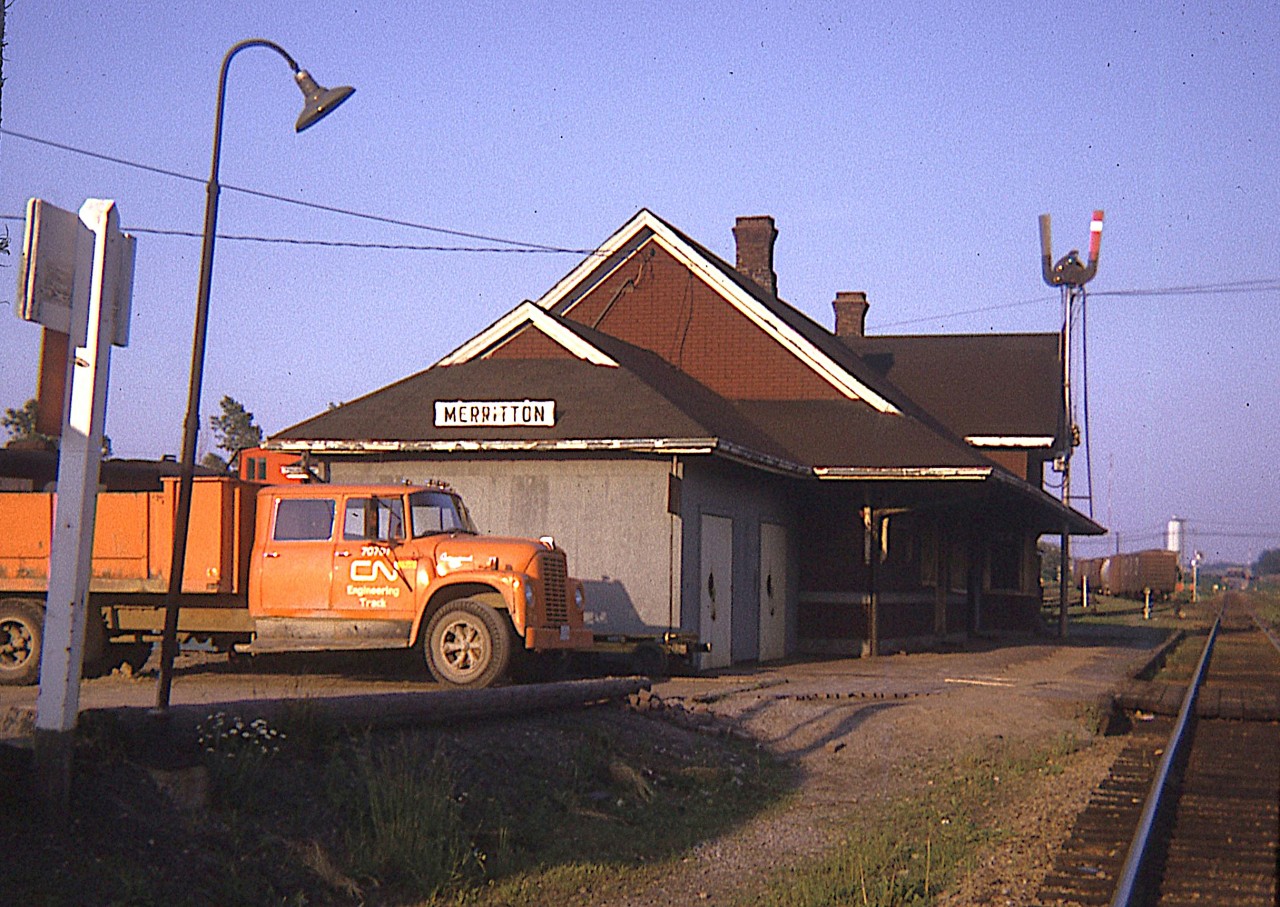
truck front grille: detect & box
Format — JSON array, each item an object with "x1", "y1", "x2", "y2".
[{"x1": 538, "y1": 552, "x2": 568, "y2": 624}]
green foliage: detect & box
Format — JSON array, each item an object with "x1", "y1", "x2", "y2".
[
  {"x1": 2, "y1": 397, "x2": 111, "y2": 455},
  {"x1": 209, "y1": 394, "x2": 263, "y2": 459},
  {"x1": 1, "y1": 398, "x2": 44, "y2": 444},
  {"x1": 332, "y1": 735, "x2": 477, "y2": 898},
  {"x1": 1038, "y1": 539, "x2": 1062, "y2": 584},
  {"x1": 198, "y1": 712, "x2": 287, "y2": 807},
  {"x1": 3, "y1": 711, "x2": 790, "y2": 907},
  {"x1": 1254, "y1": 548, "x2": 1280, "y2": 577},
  {"x1": 746, "y1": 744, "x2": 1079, "y2": 907}
]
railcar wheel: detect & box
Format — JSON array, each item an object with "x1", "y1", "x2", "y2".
[
  {"x1": 423, "y1": 599, "x2": 512, "y2": 689},
  {"x1": 0, "y1": 599, "x2": 43, "y2": 686}
]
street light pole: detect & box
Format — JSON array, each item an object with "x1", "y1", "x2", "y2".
[{"x1": 154, "y1": 39, "x2": 353, "y2": 713}]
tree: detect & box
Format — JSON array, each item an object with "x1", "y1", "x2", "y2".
[
  {"x1": 1256, "y1": 548, "x2": 1280, "y2": 577},
  {"x1": 207, "y1": 395, "x2": 263, "y2": 471},
  {"x1": 2, "y1": 398, "x2": 42, "y2": 444},
  {"x1": 3, "y1": 397, "x2": 112, "y2": 455},
  {"x1": 1038, "y1": 539, "x2": 1062, "y2": 585}
]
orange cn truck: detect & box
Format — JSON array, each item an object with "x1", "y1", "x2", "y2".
[{"x1": 0, "y1": 476, "x2": 592, "y2": 688}]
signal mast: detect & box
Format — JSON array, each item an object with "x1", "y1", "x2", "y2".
[{"x1": 1039, "y1": 209, "x2": 1103, "y2": 638}]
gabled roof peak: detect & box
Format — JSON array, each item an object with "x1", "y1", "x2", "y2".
[
  {"x1": 534, "y1": 209, "x2": 903, "y2": 414},
  {"x1": 435, "y1": 300, "x2": 619, "y2": 368}
]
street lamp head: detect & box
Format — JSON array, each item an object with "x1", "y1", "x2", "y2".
[{"x1": 293, "y1": 69, "x2": 355, "y2": 132}]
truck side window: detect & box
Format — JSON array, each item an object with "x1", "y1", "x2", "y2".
[
  {"x1": 343, "y1": 497, "x2": 405, "y2": 542},
  {"x1": 273, "y1": 499, "x2": 336, "y2": 542}
]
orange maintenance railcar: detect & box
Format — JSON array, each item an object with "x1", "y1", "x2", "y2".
[{"x1": 0, "y1": 476, "x2": 591, "y2": 688}]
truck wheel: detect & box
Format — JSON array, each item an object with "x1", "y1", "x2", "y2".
[
  {"x1": 423, "y1": 599, "x2": 512, "y2": 689},
  {"x1": 0, "y1": 599, "x2": 43, "y2": 686}
]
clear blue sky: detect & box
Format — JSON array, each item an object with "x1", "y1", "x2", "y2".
[{"x1": 2, "y1": 2, "x2": 1277, "y2": 564}]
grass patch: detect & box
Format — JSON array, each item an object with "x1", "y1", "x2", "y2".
[
  {"x1": 742, "y1": 738, "x2": 1083, "y2": 907},
  {"x1": 1051, "y1": 591, "x2": 1188, "y2": 629},
  {"x1": 1248, "y1": 588, "x2": 1280, "y2": 628},
  {"x1": 440, "y1": 714, "x2": 792, "y2": 905},
  {"x1": 0, "y1": 706, "x2": 791, "y2": 906}
]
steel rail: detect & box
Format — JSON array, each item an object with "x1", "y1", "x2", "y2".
[{"x1": 1108, "y1": 603, "x2": 1223, "y2": 907}]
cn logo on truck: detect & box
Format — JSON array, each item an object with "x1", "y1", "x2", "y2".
[{"x1": 351, "y1": 560, "x2": 398, "y2": 583}]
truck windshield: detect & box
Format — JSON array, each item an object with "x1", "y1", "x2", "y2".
[{"x1": 409, "y1": 490, "x2": 477, "y2": 537}]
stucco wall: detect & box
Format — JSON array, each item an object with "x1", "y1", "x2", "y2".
[
  {"x1": 326, "y1": 456, "x2": 676, "y2": 635},
  {"x1": 677, "y1": 458, "x2": 797, "y2": 663}
]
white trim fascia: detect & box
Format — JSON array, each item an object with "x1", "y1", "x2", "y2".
[
  {"x1": 434, "y1": 301, "x2": 619, "y2": 368},
  {"x1": 270, "y1": 437, "x2": 719, "y2": 455},
  {"x1": 268, "y1": 435, "x2": 809, "y2": 476},
  {"x1": 537, "y1": 210, "x2": 902, "y2": 414},
  {"x1": 813, "y1": 466, "x2": 993, "y2": 481},
  {"x1": 965, "y1": 435, "x2": 1055, "y2": 448}
]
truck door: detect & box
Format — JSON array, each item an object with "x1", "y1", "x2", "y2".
[
  {"x1": 256, "y1": 496, "x2": 336, "y2": 614},
  {"x1": 331, "y1": 495, "x2": 415, "y2": 615}
]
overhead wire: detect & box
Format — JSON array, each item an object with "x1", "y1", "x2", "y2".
[
  {"x1": 0, "y1": 126, "x2": 598, "y2": 255},
  {"x1": 5, "y1": 127, "x2": 1280, "y2": 308}
]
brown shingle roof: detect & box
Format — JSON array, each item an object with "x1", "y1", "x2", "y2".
[{"x1": 844, "y1": 333, "x2": 1063, "y2": 442}]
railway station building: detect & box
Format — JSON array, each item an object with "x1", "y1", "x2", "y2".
[{"x1": 270, "y1": 210, "x2": 1103, "y2": 666}]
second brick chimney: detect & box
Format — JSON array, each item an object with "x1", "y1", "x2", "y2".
[
  {"x1": 733, "y1": 215, "x2": 778, "y2": 297},
  {"x1": 833, "y1": 291, "x2": 869, "y2": 338}
]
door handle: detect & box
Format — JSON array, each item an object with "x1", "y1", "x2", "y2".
[
  {"x1": 263, "y1": 551, "x2": 279, "y2": 558},
  {"x1": 335, "y1": 550, "x2": 351, "y2": 557}
]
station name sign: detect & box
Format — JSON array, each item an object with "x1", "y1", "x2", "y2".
[{"x1": 434, "y1": 399, "x2": 556, "y2": 428}]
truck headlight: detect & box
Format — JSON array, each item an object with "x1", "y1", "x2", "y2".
[
  {"x1": 574, "y1": 585, "x2": 585, "y2": 610},
  {"x1": 524, "y1": 582, "x2": 536, "y2": 610}
]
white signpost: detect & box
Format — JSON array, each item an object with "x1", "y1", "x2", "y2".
[{"x1": 16, "y1": 198, "x2": 134, "y2": 815}]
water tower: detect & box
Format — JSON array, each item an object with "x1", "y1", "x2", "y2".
[{"x1": 1166, "y1": 517, "x2": 1185, "y2": 562}]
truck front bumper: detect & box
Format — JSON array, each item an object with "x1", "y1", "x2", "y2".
[{"x1": 525, "y1": 625, "x2": 595, "y2": 651}]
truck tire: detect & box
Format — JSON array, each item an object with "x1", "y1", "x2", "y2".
[
  {"x1": 0, "y1": 598, "x2": 43, "y2": 686},
  {"x1": 423, "y1": 599, "x2": 512, "y2": 689}
]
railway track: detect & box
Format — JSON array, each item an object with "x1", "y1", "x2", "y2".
[{"x1": 1038, "y1": 592, "x2": 1279, "y2": 906}]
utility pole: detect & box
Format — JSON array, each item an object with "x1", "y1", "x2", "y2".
[{"x1": 1039, "y1": 210, "x2": 1103, "y2": 638}]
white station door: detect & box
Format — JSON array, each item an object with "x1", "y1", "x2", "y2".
[
  {"x1": 699, "y1": 514, "x2": 733, "y2": 670},
  {"x1": 758, "y1": 522, "x2": 788, "y2": 661}
]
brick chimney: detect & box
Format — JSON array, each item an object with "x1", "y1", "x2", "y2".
[
  {"x1": 733, "y1": 215, "x2": 778, "y2": 296},
  {"x1": 832, "y1": 291, "x2": 869, "y2": 338}
]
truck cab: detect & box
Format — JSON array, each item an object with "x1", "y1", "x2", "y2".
[{"x1": 248, "y1": 482, "x2": 591, "y2": 687}]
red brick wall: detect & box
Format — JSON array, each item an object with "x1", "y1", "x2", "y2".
[
  {"x1": 562, "y1": 242, "x2": 842, "y2": 401},
  {"x1": 486, "y1": 325, "x2": 577, "y2": 359},
  {"x1": 983, "y1": 449, "x2": 1029, "y2": 478}
]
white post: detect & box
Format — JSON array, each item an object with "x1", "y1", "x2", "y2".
[
  {"x1": 1082, "y1": 574, "x2": 1089, "y2": 610},
  {"x1": 1143, "y1": 588, "x2": 1151, "y2": 621},
  {"x1": 29, "y1": 199, "x2": 134, "y2": 820}
]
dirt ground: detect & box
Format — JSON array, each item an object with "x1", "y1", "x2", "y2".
[
  {"x1": 603, "y1": 622, "x2": 1168, "y2": 906},
  {"x1": 0, "y1": 622, "x2": 1170, "y2": 905}
]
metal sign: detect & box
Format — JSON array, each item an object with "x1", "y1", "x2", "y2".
[
  {"x1": 434, "y1": 399, "x2": 556, "y2": 427},
  {"x1": 16, "y1": 199, "x2": 88, "y2": 338},
  {"x1": 15, "y1": 198, "x2": 135, "y2": 347}
]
